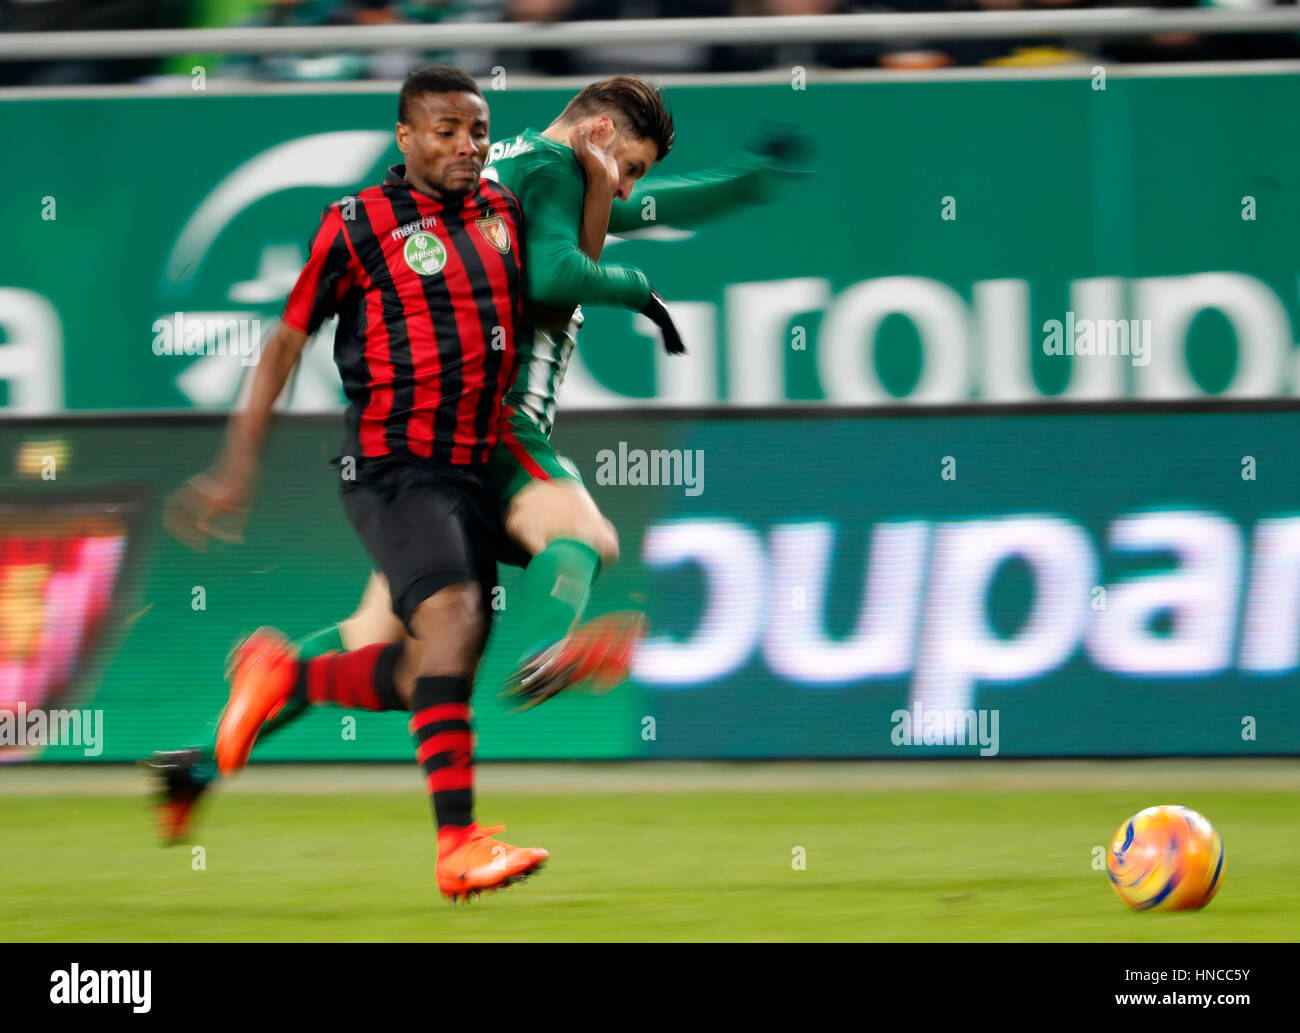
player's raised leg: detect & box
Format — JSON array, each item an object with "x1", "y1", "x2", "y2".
[
  {"x1": 212, "y1": 571, "x2": 405, "y2": 777},
  {"x1": 503, "y1": 479, "x2": 644, "y2": 706},
  {"x1": 493, "y1": 405, "x2": 645, "y2": 708}
]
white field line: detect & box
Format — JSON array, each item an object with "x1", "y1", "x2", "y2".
[{"x1": 1, "y1": 759, "x2": 1297, "y2": 795}]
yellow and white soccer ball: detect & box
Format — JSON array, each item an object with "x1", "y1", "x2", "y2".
[{"x1": 1107, "y1": 805, "x2": 1224, "y2": 911}]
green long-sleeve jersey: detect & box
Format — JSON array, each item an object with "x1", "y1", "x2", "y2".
[{"x1": 483, "y1": 127, "x2": 772, "y2": 435}]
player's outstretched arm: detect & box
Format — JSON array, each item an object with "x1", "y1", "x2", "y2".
[
  {"x1": 608, "y1": 125, "x2": 812, "y2": 234},
  {"x1": 167, "y1": 201, "x2": 353, "y2": 551},
  {"x1": 608, "y1": 161, "x2": 766, "y2": 234},
  {"x1": 164, "y1": 323, "x2": 309, "y2": 552}
]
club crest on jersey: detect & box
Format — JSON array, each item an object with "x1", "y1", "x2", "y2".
[
  {"x1": 475, "y1": 216, "x2": 511, "y2": 254},
  {"x1": 403, "y1": 233, "x2": 447, "y2": 276}
]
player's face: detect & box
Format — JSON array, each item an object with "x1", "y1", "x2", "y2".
[
  {"x1": 396, "y1": 91, "x2": 491, "y2": 200},
  {"x1": 607, "y1": 134, "x2": 660, "y2": 202}
]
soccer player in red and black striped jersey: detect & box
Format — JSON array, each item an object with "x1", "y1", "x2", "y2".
[
  {"x1": 152, "y1": 74, "x2": 798, "y2": 900},
  {"x1": 162, "y1": 67, "x2": 550, "y2": 901}
]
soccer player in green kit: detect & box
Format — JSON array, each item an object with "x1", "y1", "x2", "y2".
[{"x1": 152, "y1": 73, "x2": 800, "y2": 847}]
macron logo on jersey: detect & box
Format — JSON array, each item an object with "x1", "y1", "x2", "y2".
[{"x1": 389, "y1": 214, "x2": 439, "y2": 243}]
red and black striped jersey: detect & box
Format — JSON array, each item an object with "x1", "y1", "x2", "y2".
[{"x1": 282, "y1": 164, "x2": 524, "y2": 466}]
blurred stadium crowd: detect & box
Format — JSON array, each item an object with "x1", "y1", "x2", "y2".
[{"x1": 2, "y1": 0, "x2": 1299, "y2": 85}]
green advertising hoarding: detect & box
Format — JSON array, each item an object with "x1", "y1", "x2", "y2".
[
  {"x1": 1, "y1": 71, "x2": 1298, "y2": 414},
  {"x1": 3, "y1": 405, "x2": 1298, "y2": 762}
]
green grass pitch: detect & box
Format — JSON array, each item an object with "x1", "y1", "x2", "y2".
[{"x1": 2, "y1": 761, "x2": 1296, "y2": 942}]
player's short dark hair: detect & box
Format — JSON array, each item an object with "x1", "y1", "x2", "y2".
[
  {"x1": 398, "y1": 65, "x2": 483, "y2": 125},
  {"x1": 558, "y1": 76, "x2": 674, "y2": 162}
]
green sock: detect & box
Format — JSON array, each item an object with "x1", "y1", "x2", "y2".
[
  {"x1": 519, "y1": 538, "x2": 602, "y2": 657},
  {"x1": 190, "y1": 623, "x2": 347, "y2": 783}
]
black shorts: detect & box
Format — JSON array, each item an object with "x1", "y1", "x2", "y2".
[{"x1": 339, "y1": 457, "x2": 501, "y2": 632}]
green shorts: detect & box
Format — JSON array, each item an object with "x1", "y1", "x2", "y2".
[{"x1": 487, "y1": 405, "x2": 583, "y2": 513}]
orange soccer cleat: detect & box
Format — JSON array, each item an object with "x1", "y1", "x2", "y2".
[
  {"x1": 435, "y1": 823, "x2": 549, "y2": 904},
  {"x1": 503, "y1": 611, "x2": 647, "y2": 711},
  {"x1": 214, "y1": 627, "x2": 298, "y2": 776}
]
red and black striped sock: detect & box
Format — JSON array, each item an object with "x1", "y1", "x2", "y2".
[
  {"x1": 408, "y1": 676, "x2": 474, "y2": 832},
  {"x1": 292, "y1": 642, "x2": 404, "y2": 711}
]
